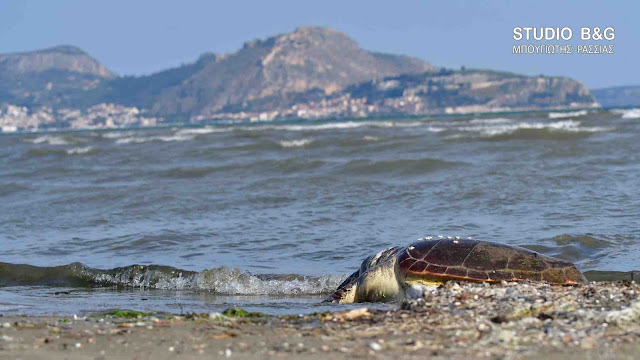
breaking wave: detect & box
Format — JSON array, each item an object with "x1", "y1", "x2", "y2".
[
  {"x1": 100, "y1": 131, "x2": 136, "y2": 139},
  {"x1": 173, "y1": 127, "x2": 232, "y2": 136},
  {"x1": 548, "y1": 110, "x2": 589, "y2": 119},
  {"x1": 25, "y1": 135, "x2": 73, "y2": 146},
  {"x1": 610, "y1": 108, "x2": 640, "y2": 119},
  {"x1": 66, "y1": 146, "x2": 95, "y2": 155},
  {"x1": 279, "y1": 138, "x2": 313, "y2": 148},
  {"x1": 0, "y1": 263, "x2": 344, "y2": 295},
  {"x1": 468, "y1": 118, "x2": 514, "y2": 125},
  {"x1": 115, "y1": 134, "x2": 195, "y2": 144},
  {"x1": 254, "y1": 120, "x2": 424, "y2": 132},
  {"x1": 454, "y1": 120, "x2": 610, "y2": 139}
]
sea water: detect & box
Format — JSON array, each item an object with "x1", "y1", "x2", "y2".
[{"x1": 1, "y1": 109, "x2": 638, "y2": 314}]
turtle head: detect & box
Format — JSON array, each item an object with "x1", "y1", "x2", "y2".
[
  {"x1": 323, "y1": 269, "x2": 359, "y2": 303},
  {"x1": 324, "y1": 246, "x2": 402, "y2": 304}
]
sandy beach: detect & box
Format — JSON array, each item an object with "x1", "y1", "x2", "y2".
[{"x1": 2, "y1": 281, "x2": 640, "y2": 359}]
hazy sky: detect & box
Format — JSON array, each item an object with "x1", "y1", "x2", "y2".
[{"x1": 0, "y1": 1, "x2": 636, "y2": 88}]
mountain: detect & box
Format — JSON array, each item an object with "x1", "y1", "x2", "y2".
[
  {"x1": 0, "y1": 45, "x2": 114, "y2": 107},
  {"x1": 207, "y1": 68, "x2": 597, "y2": 120},
  {"x1": 0, "y1": 27, "x2": 600, "y2": 128},
  {"x1": 98, "y1": 26, "x2": 433, "y2": 119},
  {"x1": 591, "y1": 86, "x2": 640, "y2": 108}
]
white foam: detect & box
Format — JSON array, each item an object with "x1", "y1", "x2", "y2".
[
  {"x1": 66, "y1": 146, "x2": 93, "y2": 155},
  {"x1": 272, "y1": 121, "x2": 372, "y2": 131},
  {"x1": 191, "y1": 269, "x2": 343, "y2": 295},
  {"x1": 610, "y1": 108, "x2": 640, "y2": 119},
  {"x1": 459, "y1": 120, "x2": 609, "y2": 137},
  {"x1": 101, "y1": 131, "x2": 135, "y2": 139},
  {"x1": 468, "y1": 118, "x2": 514, "y2": 124},
  {"x1": 548, "y1": 110, "x2": 589, "y2": 119},
  {"x1": 363, "y1": 136, "x2": 379, "y2": 141},
  {"x1": 279, "y1": 139, "x2": 313, "y2": 148},
  {"x1": 258, "y1": 120, "x2": 424, "y2": 132},
  {"x1": 108, "y1": 120, "x2": 428, "y2": 144},
  {"x1": 89, "y1": 266, "x2": 343, "y2": 295},
  {"x1": 115, "y1": 134, "x2": 194, "y2": 144},
  {"x1": 174, "y1": 127, "x2": 231, "y2": 136},
  {"x1": 26, "y1": 135, "x2": 70, "y2": 146}
]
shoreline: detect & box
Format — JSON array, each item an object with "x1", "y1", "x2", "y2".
[{"x1": 2, "y1": 281, "x2": 640, "y2": 359}]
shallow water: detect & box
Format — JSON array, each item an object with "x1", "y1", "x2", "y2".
[{"x1": 1, "y1": 108, "x2": 639, "y2": 314}]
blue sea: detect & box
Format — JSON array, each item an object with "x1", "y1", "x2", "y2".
[{"x1": 1, "y1": 108, "x2": 639, "y2": 315}]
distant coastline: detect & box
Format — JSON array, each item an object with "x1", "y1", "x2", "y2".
[
  {"x1": 5, "y1": 27, "x2": 639, "y2": 133},
  {"x1": 0, "y1": 105, "x2": 617, "y2": 135}
]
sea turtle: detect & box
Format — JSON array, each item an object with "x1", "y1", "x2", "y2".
[{"x1": 325, "y1": 237, "x2": 587, "y2": 303}]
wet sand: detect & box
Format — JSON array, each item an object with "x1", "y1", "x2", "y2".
[{"x1": 2, "y1": 281, "x2": 640, "y2": 359}]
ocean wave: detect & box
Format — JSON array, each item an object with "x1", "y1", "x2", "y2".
[
  {"x1": 25, "y1": 135, "x2": 72, "y2": 146},
  {"x1": 257, "y1": 120, "x2": 424, "y2": 132},
  {"x1": 0, "y1": 182, "x2": 30, "y2": 197},
  {"x1": 548, "y1": 110, "x2": 589, "y2": 119},
  {"x1": 66, "y1": 146, "x2": 95, "y2": 155},
  {"x1": 174, "y1": 127, "x2": 232, "y2": 136},
  {"x1": 160, "y1": 166, "x2": 218, "y2": 179},
  {"x1": 0, "y1": 304, "x2": 28, "y2": 312},
  {"x1": 101, "y1": 121, "x2": 435, "y2": 144},
  {"x1": 610, "y1": 108, "x2": 640, "y2": 119},
  {"x1": 0, "y1": 263, "x2": 343, "y2": 295},
  {"x1": 339, "y1": 157, "x2": 460, "y2": 176},
  {"x1": 468, "y1": 118, "x2": 514, "y2": 124},
  {"x1": 363, "y1": 136, "x2": 379, "y2": 141},
  {"x1": 457, "y1": 120, "x2": 610, "y2": 138},
  {"x1": 279, "y1": 139, "x2": 313, "y2": 148},
  {"x1": 26, "y1": 148, "x2": 67, "y2": 156},
  {"x1": 115, "y1": 134, "x2": 194, "y2": 144},
  {"x1": 100, "y1": 131, "x2": 136, "y2": 139},
  {"x1": 522, "y1": 234, "x2": 613, "y2": 263}
]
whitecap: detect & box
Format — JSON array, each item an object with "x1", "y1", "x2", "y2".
[
  {"x1": 548, "y1": 110, "x2": 589, "y2": 119},
  {"x1": 101, "y1": 131, "x2": 135, "y2": 139},
  {"x1": 468, "y1": 118, "x2": 514, "y2": 124},
  {"x1": 174, "y1": 127, "x2": 231, "y2": 136},
  {"x1": 458, "y1": 120, "x2": 609, "y2": 136},
  {"x1": 66, "y1": 146, "x2": 94, "y2": 155},
  {"x1": 26, "y1": 135, "x2": 70, "y2": 146},
  {"x1": 256, "y1": 120, "x2": 424, "y2": 132},
  {"x1": 270, "y1": 121, "x2": 371, "y2": 131},
  {"x1": 279, "y1": 139, "x2": 313, "y2": 148},
  {"x1": 115, "y1": 134, "x2": 194, "y2": 144},
  {"x1": 610, "y1": 108, "x2": 640, "y2": 119}
]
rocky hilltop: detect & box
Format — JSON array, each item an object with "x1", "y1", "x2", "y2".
[
  {"x1": 0, "y1": 27, "x2": 600, "y2": 130},
  {"x1": 0, "y1": 45, "x2": 114, "y2": 108},
  {"x1": 101, "y1": 26, "x2": 433, "y2": 119},
  {"x1": 0, "y1": 45, "x2": 113, "y2": 77}
]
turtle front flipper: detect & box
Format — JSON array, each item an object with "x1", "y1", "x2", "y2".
[{"x1": 324, "y1": 270, "x2": 359, "y2": 303}]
